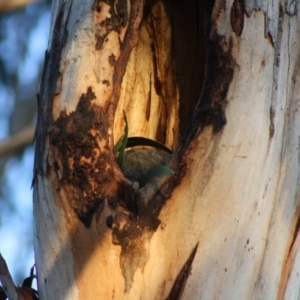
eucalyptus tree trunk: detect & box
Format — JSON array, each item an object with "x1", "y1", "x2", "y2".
[{"x1": 33, "y1": 0, "x2": 300, "y2": 299}]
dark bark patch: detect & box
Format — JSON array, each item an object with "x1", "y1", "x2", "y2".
[
  {"x1": 267, "y1": 32, "x2": 274, "y2": 47},
  {"x1": 117, "y1": 180, "x2": 138, "y2": 216},
  {"x1": 269, "y1": 106, "x2": 275, "y2": 139},
  {"x1": 166, "y1": 243, "x2": 199, "y2": 300},
  {"x1": 106, "y1": 215, "x2": 114, "y2": 228},
  {"x1": 117, "y1": 226, "x2": 148, "y2": 292},
  {"x1": 50, "y1": 87, "x2": 117, "y2": 226},
  {"x1": 106, "y1": 166, "x2": 186, "y2": 293},
  {"x1": 195, "y1": 35, "x2": 233, "y2": 133},
  {"x1": 115, "y1": 0, "x2": 129, "y2": 27},
  {"x1": 94, "y1": 0, "x2": 128, "y2": 51},
  {"x1": 102, "y1": 79, "x2": 110, "y2": 86},
  {"x1": 95, "y1": 34, "x2": 106, "y2": 51},
  {"x1": 111, "y1": 214, "x2": 160, "y2": 292},
  {"x1": 108, "y1": 53, "x2": 116, "y2": 66},
  {"x1": 230, "y1": 0, "x2": 244, "y2": 36},
  {"x1": 108, "y1": 187, "x2": 163, "y2": 292},
  {"x1": 183, "y1": 19, "x2": 235, "y2": 149}
]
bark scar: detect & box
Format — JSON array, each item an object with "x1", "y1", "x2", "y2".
[
  {"x1": 166, "y1": 242, "x2": 199, "y2": 300},
  {"x1": 269, "y1": 106, "x2": 275, "y2": 139}
]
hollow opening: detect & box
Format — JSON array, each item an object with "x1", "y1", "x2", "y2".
[{"x1": 114, "y1": 0, "x2": 206, "y2": 150}]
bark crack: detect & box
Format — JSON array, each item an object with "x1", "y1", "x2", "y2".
[
  {"x1": 166, "y1": 242, "x2": 199, "y2": 300},
  {"x1": 277, "y1": 209, "x2": 300, "y2": 299}
]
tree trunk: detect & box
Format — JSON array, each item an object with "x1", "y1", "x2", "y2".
[{"x1": 33, "y1": 0, "x2": 300, "y2": 299}]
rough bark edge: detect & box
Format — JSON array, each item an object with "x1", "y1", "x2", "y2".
[
  {"x1": 33, "y1": 1, "x2": 72, "y2": 187},
  {"x1": 244, "y1": 0, "x2": 298, "y2": 43}
]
